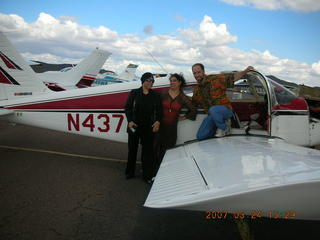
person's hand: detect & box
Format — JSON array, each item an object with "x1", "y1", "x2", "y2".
[
  {"x1": 128, "y1": 121, "x2": 137, "y2": 129},
  {"x1": 244, "y1": 66, "x2": 254, "y2": 73},
  {"x1": 152, "y1": 121, "x2": 160, "y2": 133},
  {"x1": 234, "y1": 66, "x2": 254, "y2": 81}
]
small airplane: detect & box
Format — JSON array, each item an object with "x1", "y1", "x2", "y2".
[
  {"x1": 1, "y1": 31, "x2": 320, "y2": 220},
  {"x1": 36, "y1": 48, "x2": 111, "y2": 91},
  {"x1": 93, "y1": 63, "x2": 138, "y2": 85},
  {"x1": 145, "y1": 74, "x2": 320, "y2": 220}
]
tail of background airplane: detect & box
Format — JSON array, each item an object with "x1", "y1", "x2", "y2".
[
  {"x1": 0, "y1": 31, "x2": 49, "y2": 101},
  {"x1": 74, "y1": 48, "x2": 111, "y2": 88},
  {"x1": 38, "y1": 48, "x2": 111, "y2": 90},
  {"x1": 117, "y1": 64, "x2": 138, "y2": 81}
]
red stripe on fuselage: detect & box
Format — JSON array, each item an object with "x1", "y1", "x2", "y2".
[
  {"x1": 5, "y1": 84, "x2": 196, "y2": 110},
  {"x1": 82, "y1": 76, "x2": 96, "y2": 80},
  {"x1": 6, "y1": 86, "x2": 167, "y2": 110},
  {"x1": 272, "y1": 97, "x2": 308, "y2": 111},
  {"x1": 8, "y1": 91, "x2": 129, "y2": 110}
]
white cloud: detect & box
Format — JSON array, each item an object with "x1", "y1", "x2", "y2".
[
  {"x1": 59, "y1": 15, "x2": 79, "y2": 23},
  {"x1": 180, "y1": 15, "x2": 237, "y2": 46},
  {"x1": 312, "y1": 61, "x2": 320, "y2": 74},
  {"x1": 0, "y1": 13, "x2": 319, "y2": 86},
  {"x1": 220, "y1": 0, "x2": 320, "y2": 12}
]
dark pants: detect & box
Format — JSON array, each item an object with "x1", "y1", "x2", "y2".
[
  {"x1": 196, "y1": 105, "x2": 233, "y2": 140},
  {"x1": 126, "y1": 130, "x2": 154, "y2": 181},
  {"x1": 153, "y1": 142, "x2": 167, "y2": 177},
  {"x1": 153, "y1": 124, "x2": 177, "y2": 177}
]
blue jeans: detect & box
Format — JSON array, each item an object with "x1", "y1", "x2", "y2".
[{"x1": 196, "y1": 105, "x2": 233, "y2": 140}]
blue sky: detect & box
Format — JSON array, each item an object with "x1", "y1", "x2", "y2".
[{"x1": 1, "y1": 0, "x2": 320, "y2": 85}]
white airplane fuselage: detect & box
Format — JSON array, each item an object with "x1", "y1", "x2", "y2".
[
  {"x1": 2, "y1": 78, "x2": 196, "y2": 143},
  {"x1": 2, "y1": 74, "x2": 320, "y2": 147}
]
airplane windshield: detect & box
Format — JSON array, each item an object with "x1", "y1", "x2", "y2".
[{"x1": 267, "y1": 78, "x2": 297, "y2": 106}]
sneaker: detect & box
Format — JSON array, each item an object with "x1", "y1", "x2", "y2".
[
  {"x1": 215, "y1": 119, "x2": 231, "y2": 138},
  {"x1": 215, "y1": 128, "x2": 226, "y2": 137}
]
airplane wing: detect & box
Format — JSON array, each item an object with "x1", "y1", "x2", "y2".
[
  {"x1": 0, "y1": 107, "x2": 13, "y2": 116},
  {"x1": 144, "y1": 135, "x2": 320, "y2": 220}
]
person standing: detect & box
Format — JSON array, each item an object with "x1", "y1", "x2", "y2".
[
  {"x1": 153, "y1": 73, "x2": 196, "y2": 176},
  {"x1": 192, "y1": 63, "x2": 254, "y2": 139},
  {"x1": 125, "y1": 72, "x2": 162, "y2": 183}
]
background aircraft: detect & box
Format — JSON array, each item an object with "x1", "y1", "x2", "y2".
[
  {"x1": 36, "y1": 48, "x2": 111, "y2": 91},
  {"x1": 93, "y1": 63, "x2": 138, "y2": 85}
]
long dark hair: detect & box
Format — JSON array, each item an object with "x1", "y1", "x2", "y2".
[{"x1": 169, "y1": 73, "x2": 186, "y2": 90}]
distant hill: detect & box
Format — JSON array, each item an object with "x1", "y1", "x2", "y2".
[{"x1": 266, "y1": 75, "x2": 298, "y2": 89}]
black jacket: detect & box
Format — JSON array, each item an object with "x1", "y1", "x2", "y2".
[{"x1": 125, "y1": 87, "x2": 162, "y2": 129}]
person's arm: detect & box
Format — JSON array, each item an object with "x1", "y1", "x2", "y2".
[
  {"x1": 125, "y1": 90, "x2": 138, "y2": 128},
  {"x1": 234, "y1": 66, "x2": 254, "y2": 82},
  {"x1": 180, "y1": 94, "x2": 197, "y2": 121},
  {"x1": 191, "y1": 86, "x2": 202, "y2": 107},
  {"x1": 152, "y1": 93, "x2": 162, "y2": 132},
  {"x1": 154, "y1": 92, "x2": 162, "y2": 123}
]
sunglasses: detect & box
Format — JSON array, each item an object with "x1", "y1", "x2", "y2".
[
  {"x1": 145, "y1": 78, "x2": 155, "y2": 83},
  {"x1": 170, "y1": 79, "x2": 178, "y2": 82}
]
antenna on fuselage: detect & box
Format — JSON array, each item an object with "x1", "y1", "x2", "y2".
[{"x1": 145, "y1": 48, "x2": 168, "y2": 74}]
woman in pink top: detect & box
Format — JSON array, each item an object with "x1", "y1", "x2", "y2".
[{"x1": 153, "y1": 73, "x2": 196, "y2": 177}]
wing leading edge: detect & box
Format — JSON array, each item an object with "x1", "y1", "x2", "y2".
[{"x1": 144, "y1": 136, "x2": 320, "y2": 220}]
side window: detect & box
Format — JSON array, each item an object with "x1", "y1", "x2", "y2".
[{"x1": 183, "y1": 84, "x2": 196, "y2": 97}]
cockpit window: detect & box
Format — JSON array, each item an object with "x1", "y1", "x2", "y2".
[{"x1": 268, "y1": 78, "x2": 297, "y2": 105}]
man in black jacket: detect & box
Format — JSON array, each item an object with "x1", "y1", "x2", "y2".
[{"x1": 125, "y1": 72, "x2": 162, "y2": 183}]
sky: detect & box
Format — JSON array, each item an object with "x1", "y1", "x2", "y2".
[{"x1": 0, "y1": 0, "x2": 320, "y2": 86}]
